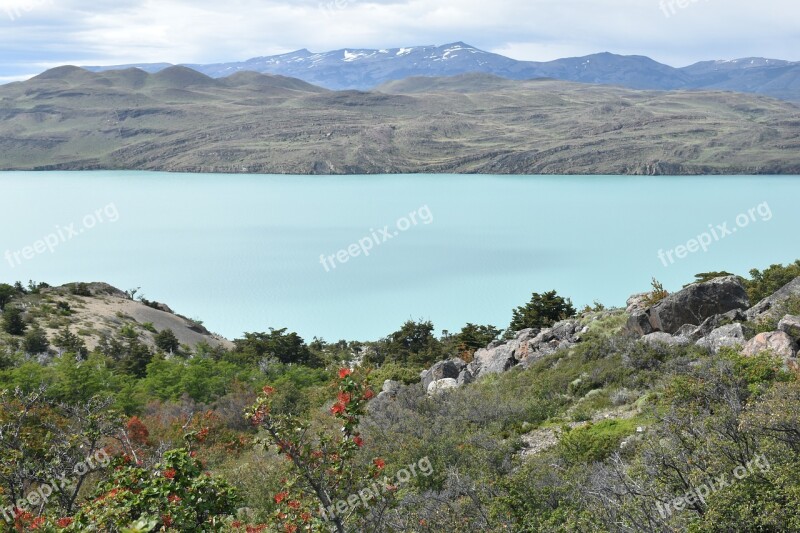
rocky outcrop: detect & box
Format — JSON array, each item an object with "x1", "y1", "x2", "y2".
[
  {"x1": 420, "y1": 359, "x2": 467, "y2": 391},
  {"x1": 648, "y1": 276, "x2": 749, "y2": 334},
  {"x1": 696, "y1": 324, "x2": 746, "y2": 353},
  {"x1": 741, "y1": 331, "x2": 797, "y2": 360},
  {"x1": 675, "y1": 309, "x2": 747, "y2": 342},
  {"x1": 746, "y1": 277, "x2": 800, "y2": 321},
  {"x1": 627, "y1": 277, "x2": 749, "y2": 337},
  {"x1": 421, "y1": 318, "x2": 589, "y2": 391}
]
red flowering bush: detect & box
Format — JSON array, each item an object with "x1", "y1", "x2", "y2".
[
  {"x1": 247, "y1": 369, "x2": 382, "y2": 533},
  {"x1": 58, "y1": 449, "x2": 239, "y2": 531}
]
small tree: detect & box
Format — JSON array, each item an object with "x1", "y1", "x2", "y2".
[
  {"x1": 0, "y1": 283, "x2": 16, "y2": 310},
  {"x1": 509, "y1": 290, "x2": 576, "y2": 332},
  {"x1": 155, "y1": 328, "x2": 180, "y2": 354},
  {"x1": 23, "y1": 326, "x2": 49, "y2": 354},
  {"x1": 54, "y1": 327, "x2": 88, "y2": 357},
  {"x1": 2, "y1": 305, "x2": 27, "y2": 336}
]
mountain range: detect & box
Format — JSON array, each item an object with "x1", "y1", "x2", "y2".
[
  {"x1": 82, "y1": 42, "x2": 800, "y2": 102},
  {"x1": 1, "y1": 65, "x2": 799, "y2": 174}
]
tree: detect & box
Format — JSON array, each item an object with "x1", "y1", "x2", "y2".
[
  {"x1": 0, "y1": 283, "x2": 16, "y2": 310},
  {"x1": 232, "y1": 328, "x2": 320, "y2": 367},
  {"x1": 54, "y1": 327, "x2": 88, "y2": 357},
  {"x1": 154, "y1": 328, "x2": 180, "y2": 354},
  {"x1": 383, "y1": 319, "x2": 442, "y2": 367},
  {"x1": 23, "y1": 326, "x2": 49, "y2": 354},
  {"x1": 1, "y1": 305, "x2": 26, "y2": 336},
  {"x1": 746, "y1": 260, "x2": 800, "y2": 303},
  {"x1": 686, "y1": 271, "x2": 735, "y2": 287},
  {"x1": 509, "y1": 290, "x2": 576, "y2": 332},
  {"x1": 455, "y1": 323, "x2": 501, "y2": 360}
]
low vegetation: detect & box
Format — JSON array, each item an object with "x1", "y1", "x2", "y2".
[{"x1": 0, "y1": 261, "x2": 798, "y2": 531}]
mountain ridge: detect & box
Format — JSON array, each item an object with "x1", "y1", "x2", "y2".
[
  {"x1": 1, "y1": 65, "x2": 799, "y2": 175},
  {"x1": 77, "y1": 42, "x2": 800, "y2": 101}
]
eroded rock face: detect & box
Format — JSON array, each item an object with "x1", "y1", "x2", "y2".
[
  {"x1": 746, "y1": 276, "x2": 800, "y2": 321},
  {"x1": 649, "y1": 276, "x2": 749, "y2": 334},
  {"x1": 742, "y1": 331, "x2": 797, "y2": 360},
  {"x1": 696, "y1": 323, "x2": 746, "y2": 353}
]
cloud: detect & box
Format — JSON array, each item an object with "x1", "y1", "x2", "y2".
[{"x1": 0, "y1": 0, "x2": 798, "y2": 79}]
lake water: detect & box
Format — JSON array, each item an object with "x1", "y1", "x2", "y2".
[{"x1": 1, "y1": 172, "x2": 798, "y2": 341}]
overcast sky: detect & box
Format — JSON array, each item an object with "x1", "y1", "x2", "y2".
[{"x1": 1, "y1": 0, "x2": 798, "y2": 82}]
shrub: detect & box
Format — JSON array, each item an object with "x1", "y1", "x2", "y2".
[
  {"x1": 2, "y1": 306, "x2": 27, "y2": 336},
  {"x1": 23, "y1": 326, "x2": 49, "y2": 354},
  {"x1": 745, "y1": 260, "x2": 800, "y2": 303},
  {"x1": 557, "y1": 419, "x2": 638, "y2": 464},
  {"x1": 155, "y1": 328, "x2": 180, "y2": 353},
  {"x1": 509, "y1": 290, "x2": 576, "y2": 332}
]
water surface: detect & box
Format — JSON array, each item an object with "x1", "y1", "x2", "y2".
[{"x1": 1, "y1": 172, "x2": 797, "y2": 341}]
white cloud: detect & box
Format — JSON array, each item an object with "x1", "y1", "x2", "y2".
[{"x1": 0, "y1": 0, "x2": 798, "y2": 78}]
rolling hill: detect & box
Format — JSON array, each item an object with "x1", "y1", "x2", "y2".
[{"x1": 1, "y1": 66, "x2": 799, "y2": 175}]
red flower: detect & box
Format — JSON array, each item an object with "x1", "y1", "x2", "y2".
[
  {"x1": 288, "y1": 500, "x2": 301, "y2": 509},
  {"x1": 57, "y1": 517, "x2": 73, "y2": 528},
  {"x1": 373, "y1": 458, "x2": 386, "y2": 469},
  {"x1": 301, "y1": 512, "x2": 311, "y2": 522},
  {"x1": 231, "y1": 520, "x2": 243, "y2": 528},
  {"x1": 338, "y1": 368, "x2": 352, "y2": 379},
  {"x1": 274, "y1": 491, "x2": 288, "y2": 504},
  {"x1": 311, "y1": 450, "x2": 323, "y2": 459},
  {"x1": 164, "y1": 468, "x2": 177, "y2": 479},
  {"x1": 363, "y1": 389, "x2": 375, "y2": 400},
  {"x1": 30, "y1": 517, "x2": 46, "y2": 529},
  {"x1": 353, "y1": 435, "x2": 364, "y2": 447},
  {"x1": 284, "y1": 524, "x2": 298, "y2": 533},
  {"x1": 162, "y1": 515, "x2": 173, "y2": 527},
  {"x1": 330, "y1": 402, "x2": 346, "y2": 415},
  {"x1": 168, "y1": 494, "x2": 182, "y2": 504},
  {"x1": 262, "y1": 385, "x2": 276, "y2": 395},
  {"x1": 337, "y1": 391, "x2": 352, "y2": 404}
]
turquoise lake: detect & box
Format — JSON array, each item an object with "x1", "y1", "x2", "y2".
[{"x1": 1, "y1": 172, "x2": 798, "y2": 341}]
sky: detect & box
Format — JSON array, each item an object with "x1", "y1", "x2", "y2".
[{"x1": 0, "y1": 0, "x2": 798, "y2": 83}]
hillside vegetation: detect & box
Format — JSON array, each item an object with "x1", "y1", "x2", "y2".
[
  {"x1": 1, "y1": 67, "x2": 799, "y2": 174},
  {"x1": 0, "y1": 261, "x2": 799, "y2": 531}
]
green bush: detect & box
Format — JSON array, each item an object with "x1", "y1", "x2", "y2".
[
  {"x1": 509, "y1": 290, "x2": 576, "y2": 331},
  {"x1": 557, "y1": 418, "x2": 639, "y2": 464}
]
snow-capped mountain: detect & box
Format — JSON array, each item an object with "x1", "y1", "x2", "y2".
[{"x1": 83, "y1": 42, "x2": 800, "y2": 100}]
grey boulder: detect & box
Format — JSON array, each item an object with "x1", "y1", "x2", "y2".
[
  {"x1": 642, "y1": 332, "x2": 691, "y2": 347},
  {"x1": 649, "y1": 276, "x2": 749, "y2": 334},
  {"x1": 696, "y1": 323, "x2": 746, "y2": 353}
]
